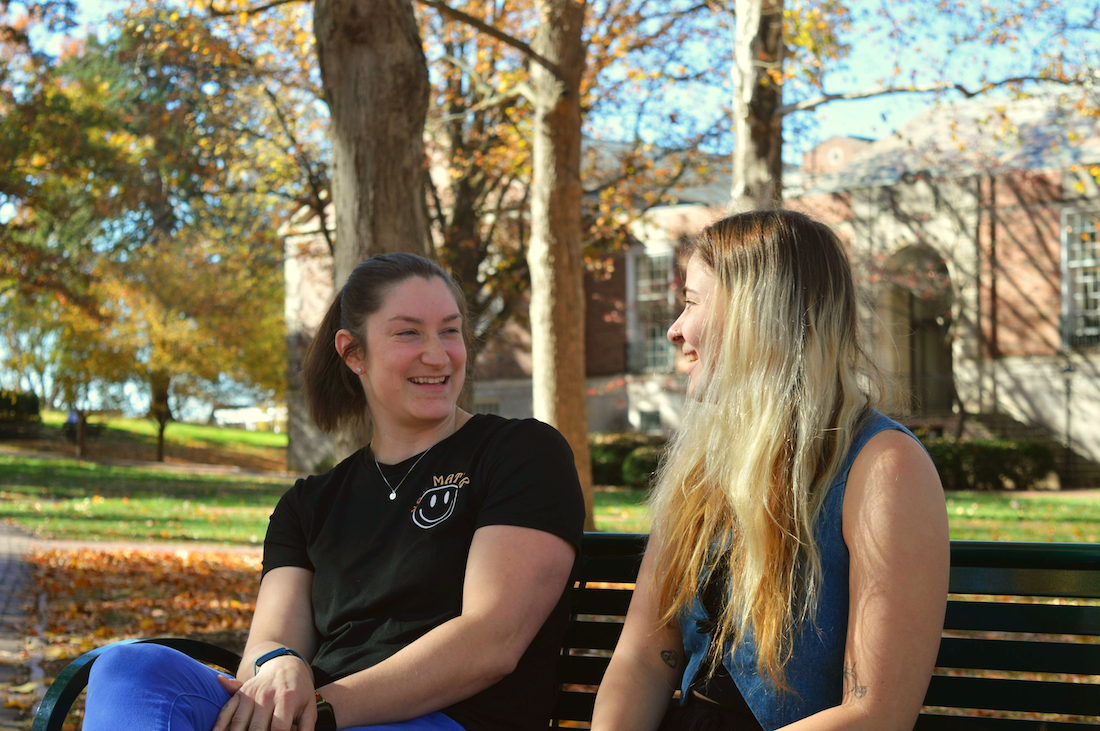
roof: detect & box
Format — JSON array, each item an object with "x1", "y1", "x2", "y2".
[{"x1": 796, "y1": 90, "x2": 1100, "y2": 196}]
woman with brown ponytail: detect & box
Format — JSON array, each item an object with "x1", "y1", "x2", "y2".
[
  {"x1": 82, "y1": 253, "x2": 585, "y2": 731},
  {"x1": 592, "y1": 210, "x2": 949, "y2": 731}
]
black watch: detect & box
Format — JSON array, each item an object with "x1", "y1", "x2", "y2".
[{"x1": 315, "y1": 690, "x2": 338, "y2": 731}]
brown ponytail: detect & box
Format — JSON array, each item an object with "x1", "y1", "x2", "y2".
[{"x1": 300, "y1": 252, "x2": 469, "y2": 433}]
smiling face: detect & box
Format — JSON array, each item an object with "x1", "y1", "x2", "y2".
[
  {"x1": 345, "y1": 276, "x2": 467, "y2": 433},
  {"x1": 667, "y1": 254, "x2": 717, "y2": 395}
]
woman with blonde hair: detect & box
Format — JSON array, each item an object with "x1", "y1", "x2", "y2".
[{"x1": 592, "y1": 209, "x2": 949, "y2": 730}]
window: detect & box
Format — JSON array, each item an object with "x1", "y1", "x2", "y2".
[
  {"x1": 632, "y1": 252, "x2": 676, "y2": 372},
  {"x1": 638, "y1": 409, "x2": 662, "y2": 433},
  {"x1": 472, "y1": 399, "x2": 500, "y2": 415},
  {"x1": 1062, "y1": 208, "x2": 1100, "y2": 348}
]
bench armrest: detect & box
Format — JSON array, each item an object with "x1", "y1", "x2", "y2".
[{"x1": 32, "y1": 637, "x2": 242, "y2": 731}]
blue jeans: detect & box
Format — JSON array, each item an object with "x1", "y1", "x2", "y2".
[{"x1": 82, "y1": 643, "x2": 465, "y2": 731}]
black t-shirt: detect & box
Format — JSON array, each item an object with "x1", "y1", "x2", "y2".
[{"x1": 262, "y1": 414, "x2": 586, "y2": 731}]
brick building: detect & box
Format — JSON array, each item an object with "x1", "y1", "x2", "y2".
[
  {"x1": 790, "y1": 91, "x2": 1100, "y2": 483},
  {"x1": 283, "y1": 91, "x2": 1100, "y2": 480}
]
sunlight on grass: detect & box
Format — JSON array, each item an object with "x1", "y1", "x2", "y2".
[
  {"x1": 40, "y1": 410, "x2": 287, "y2": 449},
  {"x1": 593, "y1": 486, "x2": 1100, "y2": 541}
]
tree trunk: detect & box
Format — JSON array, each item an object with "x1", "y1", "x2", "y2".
[
  {"x1": 76, "y1": 411, "x2": 87, "y2": 460},
  {"x1": 149, "y1": 371, "x2": 173, "y2": 462},
  {"x1": 313, "y1": 0, "x2": 432, "y2": 460},
  {"x1": 528, "y1": 0, "x2": 595, "y2": 530},
  {"x1": 730, "y1": 0, "x2": 785, "y2": 211}
]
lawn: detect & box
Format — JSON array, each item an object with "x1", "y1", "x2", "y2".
[
  {"x1": 0, "y1": 455, "x2": 290, "y2": 545},
  {"x1": 3, "y1": 453, "x2": 1099, "y2": 543},
  {"x1": 592, "y1": 485, "x2": 1100, "y2": 541},
  {"x1": 18, "y1": 412, "x2": 287, "y2": 472}
]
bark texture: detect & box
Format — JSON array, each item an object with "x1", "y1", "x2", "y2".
[
  {"x1": 313, "y1": 0, "x2": 432, "y2": 459},
  {"x1": 528, "y1": 0, "x2": 595, "y2": 529},
  {"x1": 730, "y1": 0, "x2": 785, "y2": 210}
]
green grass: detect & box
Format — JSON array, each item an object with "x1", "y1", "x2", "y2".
[
  {"x1": 593, "y1": 486, "x2": 650, "y2": 533},
  {"x1": 4, "y1": 454, "x2": 1098, "y2": 544},
  {"x1": 41, "y1": 410, "x2": 287, "y2": 449},
  {"x1": 944, "y1": 491, "x2": 1100, "y2": 542},
  {"x1": 0, "y1": 455, "x2": 290, "y2": 544},
  {"x1": 592, "y1": 486, "x2": 1100, "y2": 542}
]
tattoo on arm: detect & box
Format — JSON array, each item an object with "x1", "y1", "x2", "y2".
[
  {"x1": 660, "y1": 650, "x2": 679, "y2": 669},
  {"x1": 843, "y1": 664, "x2": 868, "y2": 700}
]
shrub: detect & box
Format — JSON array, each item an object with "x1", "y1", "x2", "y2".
[
  {"x1": 923, "y1": 438, "x2": 1055, "y2": 491},
  {"x1": 622, "y1": 445, "x2": 664, "y2": 488},
  {"x1": 589, "y1": 432, "x2": 665, "y2": 485},
  {"x1": 0, "y1": 390, "x2": 40, "y2": 423}
]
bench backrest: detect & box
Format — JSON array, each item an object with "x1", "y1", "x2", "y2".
[{"x1": 551, "y1": 534, "x2": 1100, "y2": 729}]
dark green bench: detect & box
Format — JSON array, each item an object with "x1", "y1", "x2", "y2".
[{"x1": 33, "y1": 534, "x2": 1100, "y2": 730}]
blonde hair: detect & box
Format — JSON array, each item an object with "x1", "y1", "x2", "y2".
[{"x1": 650, "y1": 209, "x2": 886, "y2": 691}]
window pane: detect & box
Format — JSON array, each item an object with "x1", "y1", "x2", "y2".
[
  {"x1": 1065, "y1": 209, "x2": 1100, "y2": 347},
  {"x1": 635, "y1": 253, "x2": 674, "y2": 372}
]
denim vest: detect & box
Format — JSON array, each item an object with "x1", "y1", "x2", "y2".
[{"x1": 677, "y1": 409, "x2": 918, "y2": 730}]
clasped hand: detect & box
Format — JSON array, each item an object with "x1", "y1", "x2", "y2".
[{"x1": 212, "y1": 655, "x2": 318, "y2": 731}]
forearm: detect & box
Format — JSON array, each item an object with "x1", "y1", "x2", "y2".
[
  {"x1": 320, "y1": 612, "x2": 524, "y2": 726},
  {"x1": 778, "y1": 699, "x2": 918, "y2": 731},
  {"x1": 591, "y1": 649, "x2": 680, "y2": 731},
  {"x1": 237, "y1": 639, "x2": 315, "y2": 684}
]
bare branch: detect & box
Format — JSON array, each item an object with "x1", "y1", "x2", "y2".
[
  {"x1": 435, "y1": 53, "x2": 535, "y2": 104},
  {"x1": 416, "y1": 0, "x2": 563, "y2": 80},
  {"x1": 777, "y1": 75, "x2": 1083, "y2": 118},
  {"x1": 430, "y1": 90, "x2": 527, "y2": 127},
  {"x1": 207, "y1": 0, "x2": 303, "y2": 17}
]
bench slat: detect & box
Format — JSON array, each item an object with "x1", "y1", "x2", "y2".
[
  {"x1": 571, "y1": 587, "x2": 633, "y2": 617},
  {"x1": 950, "y1": 542, "x2": 1100, "y2": 571},
  {"x1": 950, "y1": 567, "x2": 1100, "y2": 598},
  {"x1": 935, "y1": 636, "x2": 1100, "y2": 674},
  {"x1": 916, "y1": 713, "x2": 1100, "y2": 730},
  {"x1": 924, "y1": 675, "x2": 1100, "y2": 715},
  {"x1": 578, "y1": 555, "x2": 644, "y2": 584},
  {"x1": 562, "y1": 620, "x2": 623, "y2": 652},
  {"x1": 945, "y1": 600, "x2": 1100, "y2": 636},
  {"x1": 557, "y1": 654, "x2": 611, "y2": 685},
  {"x1": 552, "y1": 689, "x2": 597, "y2": 721}
]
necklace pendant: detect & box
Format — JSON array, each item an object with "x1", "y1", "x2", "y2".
[{"x1": 389, "y1": 492, "x2": 397, "y2": 501}]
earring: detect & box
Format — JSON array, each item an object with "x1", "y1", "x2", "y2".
[{"x1": 356, "y1": 367, "x2": 362, "y2": 373}]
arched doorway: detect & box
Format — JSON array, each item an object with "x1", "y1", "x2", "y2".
[{"x1": 876, "y1": 245, "x2": 955, "y2": 414}]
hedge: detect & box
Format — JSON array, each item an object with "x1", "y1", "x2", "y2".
[
  {"x1": 622, "y1": 445, "x2": 664, "y2": 488},
  {"x1": 923, "y1": 437, "x2": 1055, "y2": 491},
  {"x1": 0, "y1": 389, "x2": 40, "y2": 424},
  {"x1": 589, "y1": 432, "x2": 665, "y2": 485}
]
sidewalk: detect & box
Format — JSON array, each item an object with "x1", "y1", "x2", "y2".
[{"x1": 0, "y1": 523, "x2": 36, "y2": 729}]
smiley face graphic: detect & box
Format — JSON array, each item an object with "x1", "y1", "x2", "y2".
[{"x1": 411, "y1": 484, "x2": 459, "y2": 529}]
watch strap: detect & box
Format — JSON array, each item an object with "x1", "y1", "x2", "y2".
[
  {"x1": 315, "y1": 690, "x2": 338, "y2": 731},
  {"x1": 253, "y1": 647, "x2": 305, "y2": 676}
]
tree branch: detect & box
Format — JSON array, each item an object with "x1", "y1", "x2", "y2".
[
  {"x1": 777, "y1": 75, "x2": 1083, "y2": 118},
  {"x1": 435, "y1": 53, "x2": 535, "y2": 104},
  {"x1": 417, "y1": 0, "x2": 563, "y2": 80},
  {"x1": 207, "y1": 0, "x2": 303, "y2": 17}
]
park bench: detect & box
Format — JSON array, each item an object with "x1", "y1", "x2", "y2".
[{"x1": 32, "y1": 533, "x2": 1100, "y2": 730}]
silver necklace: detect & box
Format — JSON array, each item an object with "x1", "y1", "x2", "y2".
[{"x1": 374, "y1": 446, "x2": 433, "y2": 501}]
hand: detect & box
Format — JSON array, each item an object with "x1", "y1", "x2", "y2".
[{"x1": 212, "y1": 655, "x2": 318, "y2": 731}]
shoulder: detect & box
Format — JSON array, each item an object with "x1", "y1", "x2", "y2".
[
  {"x1": 286, "y1": 450, "x2": 366, "y2": 504},
  {"x1": 475, "y1": 416, "x2": 575, "y2": 457},
  {"x1": 842, "y1": 425, "x2": 948, "y2": 549}
]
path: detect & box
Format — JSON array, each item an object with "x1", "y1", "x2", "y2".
[{"x1": 0, "y1": 523, "x2": 37, "y2": 729}]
